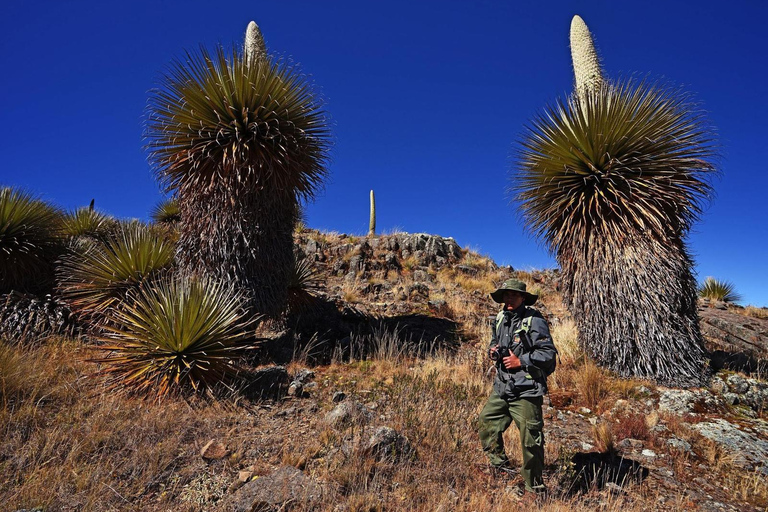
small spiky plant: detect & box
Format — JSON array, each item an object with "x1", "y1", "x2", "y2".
[
  {"x1": 61, "y1": 204, "x2": 114, "y2": 240},
  {"x1": 93, "y1": 276, "x2": 259, "y2": 397},
  {"x1": 512, "y1": 16, "x2": 716, "y2": 387},
  {"x1": 145, "y1": 22, "x2": 331, "y2": 317},
  {"x1": 287, "y1": 254, "x2": 323, "y2": 311},
  {"x1": 57, "y1": 221, "x2": 175, "y2": 326},
  {"x1": 699, "y1": 277, "x2": 741, "y2": 304},
  {"x1": 150, "y1": 197, "x2": 180, "y2": 225},
  {"x1": 0, "y1": 187, "x2": 63, "y2": 294}
]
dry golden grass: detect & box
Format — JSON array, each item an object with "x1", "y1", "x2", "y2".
[
  {"x1": 573, "y1": 361, "x2": 611, "y2": 411},
  {"x1": 550, "y1": 318, "x2": 581, "y2": 366},
  {"x1": 591, "y1": 422, "x2": 614, "y2": 453},
  {"x1": 741, "y1": 305, "x2": 768, "y2": 319}
]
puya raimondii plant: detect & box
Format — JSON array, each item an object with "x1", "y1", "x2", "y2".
[
  {"x1": 512, "y1": 15, "x2": 716, "y2": 386},
  {"x1": 145, "y1": 21, "x2": 331, "y2": 318}
]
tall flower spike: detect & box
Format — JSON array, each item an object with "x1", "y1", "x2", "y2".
[
  {"x1": 570, "y1": 15, "x2": 604, "y2": 101},
  {"x1": 244, "y1": 21, "x2": 266, "y2": 61}
]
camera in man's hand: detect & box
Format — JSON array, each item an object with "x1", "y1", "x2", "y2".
[{"x1": 489, "y1": 346, "x2": 511, "y2": 364}]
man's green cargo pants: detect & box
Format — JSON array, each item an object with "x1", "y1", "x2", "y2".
[{"x1": 478, "y1": 392, "x2": 545, "y2": 492}]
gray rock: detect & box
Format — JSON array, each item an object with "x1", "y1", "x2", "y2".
[
  {"x1": 641, "y1": 449, "x2": 656, "y2": 458},
  {"x1": 413, "y1": 269, "x2": 431, "y2": 282},
  {"x1": 288, "y1": 369, "x2": 315, "y2": 397},
  {"x1": 384, "y1": 253, "x2": 400, "y2": 268},
  {"x1": 723, "y1": 392, "x2": 740, "y2": 405},
  {"x1": 618, "y1": 438, "x2": 644, "y2": 451},
  {"x1": 332, "y1": 391, "x2": 346, "y2": 403},
  {"x1": 710, "y1": 376, "x2": 727, "y2": 394},
  {"x1": 364, "y1": 426, "x2": 415, "y2": 462},
  {"x1": 348, "y1": 255, "x2": 364, "y2": 273},
  {"x1": 243, "y1": 366, "x2": 289, "y2": 400},
  {"x1": 692, "y1": 418, "x2": 768, "y2": 474},
  {"x1": 225, "y1": 466, "x2": 322, "y2": 512},
  {"x1": 667, "y1": 437, "x2": 692, "y2": 453},
  {"x1": 407, "y1": 283, "x2": 430, "y2": 299},
  {"x1": 727, "y1": 374, "x2": 750, "y2": 394},
  {"x1": 657, "y1": 388, "x2": 723, "y2": 414},
  {"x1": 325, "y1": 400, "x2": 373, "y2": 428},
  {"x1": 455, "y1": 265, "x2": 479, "y2": 275}
]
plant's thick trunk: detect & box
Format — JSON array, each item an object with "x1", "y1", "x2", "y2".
[
  {"x1": 177, "y1": 181, "x2": 295, "y2": 319},
  {"x1": 560, "y1": 231, "x2": 708, "y2": 387}
]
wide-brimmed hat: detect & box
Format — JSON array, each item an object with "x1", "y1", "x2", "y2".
[{"x1": 490, "y1": 278, "x2": 538, "y2": 305}]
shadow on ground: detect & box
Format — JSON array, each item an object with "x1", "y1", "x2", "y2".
[
  {"x1": 560, "y1": 451, "x2": 649, "y2": 495},
  {"x1": 257, "y1": 297, "x2": 460, "y2": 365}
]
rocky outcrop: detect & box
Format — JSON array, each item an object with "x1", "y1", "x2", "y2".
[
  {"x1": 224, "y1": 466, "x2": 323, "y2": 512},
  {"x1": 692, "y1": 418, "x2": 768, "y2": 474},
  {"x1": 699, "y1": 305, "x2": 768, "y2": 372}
]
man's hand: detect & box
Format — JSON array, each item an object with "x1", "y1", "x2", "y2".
[
  {"x1": 502, "y1": 352, "x2": 522, "y2": 370},
  {"x1": 489, "y1": 346, "x2": 498, "y2": 360}
]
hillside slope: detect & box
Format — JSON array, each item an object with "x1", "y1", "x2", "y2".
[{"x1": 1, "y1": 230, "x2": 766, "y2": 511}]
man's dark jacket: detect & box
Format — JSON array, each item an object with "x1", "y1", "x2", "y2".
[{"x1": 489, "y1": 304, "x2": 557, "y2": 399}]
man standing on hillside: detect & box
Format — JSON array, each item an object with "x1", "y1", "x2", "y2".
[{"x1": 478, "y1": 278, "x2": 557, "y2": 498}]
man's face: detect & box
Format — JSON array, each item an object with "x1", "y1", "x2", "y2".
[{"x1": 502, "y1": 290, "x2": 525, "y2": 310}]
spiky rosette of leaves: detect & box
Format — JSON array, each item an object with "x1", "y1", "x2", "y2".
[
  {"x1": 513, "y1": 80, "x2": 716, "y2": 387},
  {"x1": 0, "y1": 187, "x2": 63, "y2": 294},
  {"x1": 150, "y1": 197, "x2": 180, "y2": 225},
  {"x1": 145, "y1": 45, "x2": 330, "y2": 202},
  {"x1": 287, "y1": 254, "x2": 323, "y2": 312},
  {"x1": 61, "y1": 206, "x2": 115, "y2": 240},
  {"x1": 145, "y1": 45, "x2": 331, "y2": 317},
  {"x1": 93, "y1": 276, "x2": 260, "y2": 398},
  {"x1": 515, "y1": 80, "x2": 715, "y2": 247},
  {"x1": 56, "y1": 221, "x2": 175, "y2": 326},
  {"x1": 699, "y1": 277, "x2": 741, "y2": 304}
]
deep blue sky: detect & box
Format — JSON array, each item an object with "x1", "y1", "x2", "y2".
[{"x1": 1, "y1": 1, "x2": 766, "y2": 307}]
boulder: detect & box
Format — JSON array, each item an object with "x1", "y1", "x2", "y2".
[
  {"x1": 225, "y1": 466, "x2": 322, "y2": 512},
  {"x1": 364, "y1": 426, "x2": 415, "y2": 463},
  {"x1": 243, "y1": 366, "x2": 290, "y2": 400},
  {"x1": 692, "y1": 418, "x2": 768, "y2": 474},
  {"x1": 325, "y1": 400, "x2": 373, "y2": 428}
]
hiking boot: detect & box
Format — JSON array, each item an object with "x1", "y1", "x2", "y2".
[{"x1": 514, "y1": 486, "x2": 547, "y2": 504}]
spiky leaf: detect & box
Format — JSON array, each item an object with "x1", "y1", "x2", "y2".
[
  {"x1": 145, "y1": 45, "x2": 330, "y2": 200},
  {"x1": 515, "y1": 80, "x2": 715, "y2": 253},
  {"x1": 287, "y1": 255, "x2": 322, "y2": 311},
  {"x1": 61, "y1": 206, "x2": 115, "y2": 240}
]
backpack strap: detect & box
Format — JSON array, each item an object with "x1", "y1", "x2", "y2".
[{"x1": 494, "y1": 310, "x2": 505, "y2": 336}]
